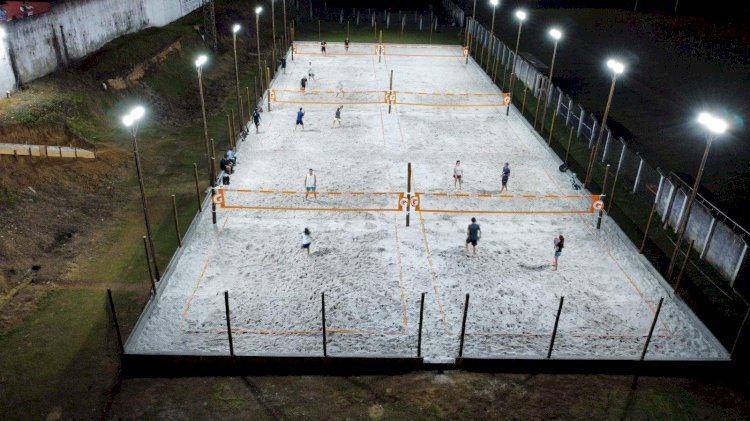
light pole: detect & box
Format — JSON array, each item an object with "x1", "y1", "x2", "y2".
[
  {"x1": 122, "y1": 106, "x2": 160, "y2": 281},
  {"x1": 505, "y1": 9, "x2": 527, "y2": 117},
  {"x1": 540, "y1": 28, "x2": 562, "y2": 132},
  {"x1": 465, "y1": 0, "x2": 477, "y2": 64},
  {"x1": 255, "y1": 6, "x2": 263, "y2": 94},
  {"x1": 584, "y1": 59, "x2": 624, "y2": 187},
  {"x1": 484, "y1": 0, "x2": 500, "y2": 69},
  {"x1": 271, "y1": 0, "x2": 276, "y2": 75},
  {"x1": 195, "y1": 55, "x2": 212, "y2": 185},
  {"x1": 667, "y1": 112, "x2": 727, "y2": 278},
  {"x1": 282, "y1": 0, "x2": 288, "y2": 49},
  {"x1": 232, "y1": 24, "x2": 243, "y2": 129}
]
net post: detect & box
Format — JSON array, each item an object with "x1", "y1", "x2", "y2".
[
  {"x1": 171, "y1": 194, "x2": 182, "y2": 247},
  {"x1": 406, "y1": 162, "x2": 411, "y2": 227},
  {"x1": 632, "y1": 297, "x2": 664, "y2": 389},
  {"x1": 246, "y1": 87, "x2": 251, "y2": 122},
  {"x1": 224, "y1": 291, "x2": 235, "y2": 357},
  {"x1": 378, "y1": 30, "x2": 383, "y2": 63},
  {"x1": 547, "y1": 296, "x2": 564, "y2": 359},
  {"x1": 266, "y1": 66, "x2": 272, "y2": 112},
  {"x1": 388, "y1": 70, "x2": 394, "y2": 114},
  {"x1": 417, "y1": 292, "x2": 425, "y2": 357},
  {"x1": 547, "y1": 110, "x2": 558, "y2": 144},
  {"x1": 142, "y1": 235, "x2": 156, "y2": 295},
  {"x1": 193, "y1": 163, "x2": 202, "y2": 213},
  {"x1": 602, "y1": 164, "x2": 611, "y2": 193},
  {"x1": 429, "y1": 12, "x2": 433, "y2": 43},
  {"x1": 640, "y1": 201, "x2": 658, "y2": 253},
  {"x1": 521, "y1": 86, "x2": 528, "y2": 117},
  {"x1": 458, "y1": 293, "x2": 470, "y2": 358},
  {"x1": 254, "y1": 76, "x2": 258, "y2": 106},
  {"x1": 321, "y1": 292, "x2": 328, "y2": 357},
  {"x1": 674, "y1": 240, "x2": 694, "y2": 293},
  {"x1": 608, "y1": 160, "x2": 621, "y2": 211},
  {"x1": 227, "y1": 114, "x2": 234, "y2": 149},
  {"x1": 107, "y1": 289, "x2": 124, "y2": 355}
]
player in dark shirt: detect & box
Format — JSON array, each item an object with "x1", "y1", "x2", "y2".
[{"x1": 465, "y1": 217, "x2": 481, "y2": 256}]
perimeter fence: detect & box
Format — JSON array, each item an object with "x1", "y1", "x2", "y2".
[{"x1": 459, "y1": 5, "x2": 749, "y2": 356}]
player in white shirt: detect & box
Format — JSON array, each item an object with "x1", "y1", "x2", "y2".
[
  {"x1": 304, "y1": 168, "x2": 318, "y2": 201},
  {"x1": 453, "y1": 160, "x2": 464, "y2": 190},
  {"x1": 301, "y1": 228, "x2": 313, "y2": 255},
  {"x1": 307, "y1": 62, "x2": 315, "y2": 81},
  {"x1": 335, "y1": 81, "x2": 344, "y2": 97}
]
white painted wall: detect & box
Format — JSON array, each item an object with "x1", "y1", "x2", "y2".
[
  {"x1": 0, "y1": 30, "x2": 15, "y2": 94},
  {"x1": 2, "y1": 0, "x2": 202, "y2": 94}
]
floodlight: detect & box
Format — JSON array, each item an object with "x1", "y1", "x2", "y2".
[
  {"x1": 122, "y1": 115, "x2": 134, "y2": 127},
  {"x1": 195, "y1": 55, "x2": 207, "y2": 67},
  {"x1": 698, "y1": 112, "x2": 728, "y2": 134},
  {"x1": 515, "y1": 10, "x2": 527, "y2": 21},
  {"x1": 255, "y1": 6, "x2": 263, "y2": 14},
  {"x1": 232, "y1": 24, "x2": 241, "y2": 34},
  {"x1": 131, "y1": 106, "x2": 145, "y2": 120},
  {"x1": 606, "y1": 59, "x2": 625, "y2": 75},
  {"x1": 549, "y1": 28, "x2": 562, "y2": 40},
  {"x1": 489, "y1": 0, "x2": 499, "y2": 6}
]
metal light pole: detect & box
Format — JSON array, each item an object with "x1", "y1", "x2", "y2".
[
  {"x1": 255, "y1": 7, "x2": 263, "y2": 93},
  {"x1": 465, "y1": 0, "x2": 477, "y2": 48},
  {"x1": 584, "y1": 59, "x2": 624, "y2": 187},
  {"x1": 282, "y1": 0, "x2": 288, "y2": 49},
  {"x1": 232, "y1": 24, "x2": 243, "y2": 129},
  {"x1": 540, "y1": 28, "x2": 562, "y2": 132},
  {"x1": 505, "y1": 10, "x2": 527, "y2": 117},
  {"x1": 485, "y1": 0, "x2": 499, "y2": 66},
  {"x1": 667, "y1": 113, "x2": 727, "y2": 278},
  {"x1": 195, "y1": 55, "x2": 212, "y2": 185},
  {"x1": 122, "y1": 107, "x2": 160, "y2": 280}
]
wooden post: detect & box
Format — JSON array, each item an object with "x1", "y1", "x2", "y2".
[
  {"x1": 388, "y1": 69, "x2": 394, "y2": 114},
  {"x1": 521, "y1": 87, "x2": 528, "y2": 117},
  {"x1": 211, "y1": 159, "x2": 217, "y2": 225},
  {"x1": 107, "y1": 289, "x2": 125, "y2": 355},
  {"x1": 608, "y1": 163, "x2": 621, "y2": 211},
  {"x1": 564, "y1": 127, "x2": 574, "y2": 164},
  {"x1": 674, "y1": 240, "x2": 694, "y2": 293},
  {"x1": 547, "y1": 296, "x2": 564, "y2": 359},
  {"x1": 374, "y1": 21, "x2": 377, "y2": 42},
  {"x1": 210, "y1": 138, "x2": 216, "y2": 163},
  {"x1": 254, "y1": 76, "x2": 259, "y2": 106},
  {"x1": 347, "y1": 20, "x2": 350, "y2": 38},
  {"x1": 266, "y1": 66, "x2": 272, "y2": 112},
  {"x1": 318, "y1": 19, "x2": 321, "y2": 41},
  {"x1": 417, "y1": 292, "x2": 425, "y2": 357},
  {"x1": 142, "y1": 236, "x2": 156, "y2": 294},
  {"x1": 533, "y1": 90, "x2": 542, "y2": 129},
  {"x1": 246, "y1": 87, "x2": 252, "y2": 121},
  {"x1": 406, "y1": 162, "x2": 411, "y2": 227},
  {"x1": 227, "y1": 114, "x2": 234, "y2": 150},
  {"x1": 631, "y1": 297, "x2": 664, "y2": 389},
  {"x1": 193, "y1": 163, "x2": 202, "y2": 213},
  {"x1": 547, "y1": 112, "x2": 558, "y2": 144},
  {"x1": 458, "y1": 293, "x2": 470, "y2": 358},
  {"x1": 602, "y1": 164, "x2": 611, "y2": 193},
  {"x1": 321, "y1": 292, "x2": 328, "y2": 357},
  {"x1": 640, "y1": 201, "x2": 658, "y2": 253},
  {"x1": 224, "y1": 291, "x2": 235, "y2": 356},
  {"x1": 429, "y1": 12, "x2": 433, "y2": 43},
  {"x1": 171, "y1": 194, "x2": 182, "y2": 247}
]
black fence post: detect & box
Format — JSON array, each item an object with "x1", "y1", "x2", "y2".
[
  {"x1": 107, "y1": 289, "x2": 124, "y2": 355},
  {"x1": 224, "y1": 291, "x2": 235, "y2": 357},
  {"x1": 458, "y1": 293, "x2": 470, "y2": 358},
  {"x1": 417, "y1": 292, "x2": 425, "y2": 358},
  {"x1": 632, "y1": 297, "x2": 664, "y2": 390},
  {"x1": 547, "y1": 296, "x2": 565, "y2": 359},
  {"x1": 321, "y1": 292, "x2": 328, "y2": 357}
]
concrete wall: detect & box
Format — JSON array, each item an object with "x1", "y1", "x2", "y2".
[
  {"x1": 2, "y1": 0, "x2": 201, "y2": 90},
  {"x1": 0, "y1": 34, "x2": 15, "y2": 94}
]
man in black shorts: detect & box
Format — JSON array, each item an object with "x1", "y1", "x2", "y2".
[
  {"x1": 321, "y1": 40, "x2": 327, "y2": 55},
  {"x1": 344, "y1": 37, "x2": 350, "y2": 52},
  {"x1": 465, "y1": 217, "x2": 481, "y2": 256}
]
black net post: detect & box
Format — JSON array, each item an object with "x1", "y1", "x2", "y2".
[
  {"x1": 321, "y1": 292, "x2": 328, "y2": 357},
  {"x1": 458, "y1": 293, "x2": 470, "y2": 358},
  {"x1": 224, "y1": 290, "x2": 235, "y2": 357},
  {"x1": 417, "y1": 292, "x2": 425, "y2": 357},
  {"x1": 107, "y1": 289, "x2": 124, "y2": 355},
  {"x1": 142, "y1": 236, "x2": 156, "y2": 295},
  {"x1": 631, "y1": 297, "x2": 664, "y2": 389},
  {"x1": 547, "y1": 296, "x2": 565, "y2": 359}
]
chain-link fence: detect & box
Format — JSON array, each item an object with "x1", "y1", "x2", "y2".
[{"x1": 463, "y1": 10, "x2": 749, "y2": 354}]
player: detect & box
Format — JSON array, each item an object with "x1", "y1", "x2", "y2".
[
  {"x1": 302, "y1": 228, "x2": 313, "y2": 255},
  {"x1": 344, "y1": 37, "x2": 350, "y2": 52},
  {"x1": 295, "y1": 107, "x2": 305, "y2": 131},
  {"x1": 335, "y1": 81, "x2": 345, "y2": 97},
  {"x1": 304, "y1": 168, "x2": 317, "y2": 201},
  {"x1": 252, "y1": 108, "x2": 261, "y2": 133},
  {"x1": 308, "y1": 62, "x2": 315, "y2": 81},
  {"x1": 321, "y1": 40, "x2": 327, "y2": 55},
  {"x1": 300, "y1": 76, "x2": 308, "y2": 92},
  {"x1": 553, "y1": 234, "x2": 565, "y2": 270},
  {"x1": 465, "y1": 217, "x2": 481, "y2": 256},
  {"x1": 332, "y1": 105, "x2": 343, "y2": 128},
  {"x1": 280, "y1": 56, "x2": 287, "y2": 74},
  {"x1": 453, "y1": 160, "x2": 464, "y2": 190},
  {"x1": 500, "y1": 162, "x2": 511, "y2": 193}
]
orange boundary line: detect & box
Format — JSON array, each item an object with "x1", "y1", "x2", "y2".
[
  {"x1": 418, "y1": 209, "x2": 452, "y2": 335},
  {"x1": 222, "y1": 205, "x2": 400, "y2": 212},
  {"x1": 394, "y1": 219, "x2": 409, "y2": 330},
  {"x1": 180, "y1": 215, "x2": 231, "y2": 328},
  {"x1": 222, "y1": 189, "x2": 400, "y2": 196},
  {"x1": 419, "y1": 209, "x2": 593, "y2": 215}
]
